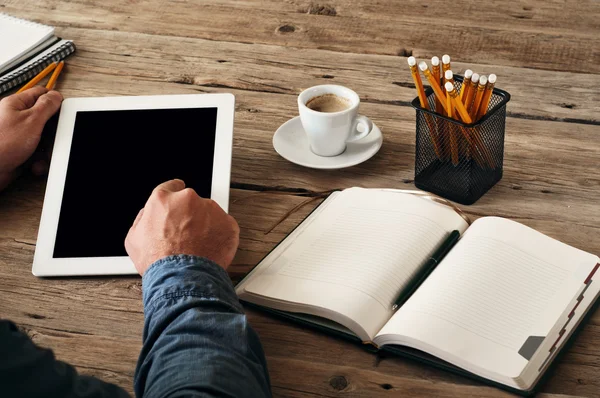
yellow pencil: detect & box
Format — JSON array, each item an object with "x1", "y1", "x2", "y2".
[
  {"x1": 470, "y1": 75, "x2": 487, "y2": 119},
  {"x1": 441, "y1": 54, "x2": 451, "y2": 75},
  {"x1": 444, "y1": 70, "x2": 456, "y2": 89},
  {"x1": 477, "y1": 73, "x2": 496, "y2": 120},
  {"x1": 459, "y1": 69, "x2": 473, "y2": 104},
  {"x1": 446, "y1": 82, "x2": 495, "y2": 168},
  {"x1": 445, "y1": 81, "x2": 459, "y2": 165},
  {"x1": 418, "y1": 61, "x2": 448, "y2": 113},
  {"x1": 464, "y1": 72, "x2": 479, "y2": 112},
  {"x1": 445, "y1": 82, "x2": 471, "y2": 123},
  {"x1": 408, "y1": 57, "x2": 443, "y2": 159},
  {"x1": 45, "y1": 61, "x2": 65, "y2": 90},
  {"x1": 441, "y1": 54, "x2": 451, "y2": 101},
  {"x1": 444, "y1": 70, "x2": 457, "y2": 119},
  {"x1": 431, "y1": 56, "x2": 444, "y2": 115},
  {"x1": 17, "y1": 62, "x2": 57, "y2": 93},
  {"x1": 408, "y1": 57, "x2": 428, "y2": 110}
]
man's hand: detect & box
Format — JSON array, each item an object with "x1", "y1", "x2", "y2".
[
  {"x1": 125, "y1": 179, "x2": 240, "y2": 276},
  {"x1": 0, "y1": 87, "x2": 63, "y2": 191}
]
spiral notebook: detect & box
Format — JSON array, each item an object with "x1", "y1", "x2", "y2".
[{"x1": 0, "y1": 13, "x2": 76, "y2": 94}]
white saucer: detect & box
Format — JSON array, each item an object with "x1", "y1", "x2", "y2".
[{"x1": 273, "y1": 116, "x2": 383, "y2": 169}]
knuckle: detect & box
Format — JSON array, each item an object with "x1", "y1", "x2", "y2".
[
  {"x1": 229, "y1": 216, "x2": 240, "y2": 233},
  {"x1": 204, "y1": 198, "x2": 220, "y2": 211},
  {"x1": 181, "y1": 187, "x2": 197, "y2": 199},
  {"x1": 48, "y1": 90, "x2": 63, "y2": 101},
  {"x1": 37, "y1": 95, "x2": 54, "y2": 107},
  {"x1": 153, "y1": 188, "x2": 169, "y2": 202}
]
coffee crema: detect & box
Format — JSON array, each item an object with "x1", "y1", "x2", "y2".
[{"x1": 305, "y1": 94, "x2": 351, "y2": 113}]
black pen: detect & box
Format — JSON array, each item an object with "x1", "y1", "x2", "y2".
[{"x1": 391, "y1": 230, "x2": 461, "y2": 311}]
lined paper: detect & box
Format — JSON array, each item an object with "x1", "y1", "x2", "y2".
[
  {"x1": 240, "y1": 188, "x2": 470, "y2": 340},
  {"x1": 400, "y1": 235, "x2": 570, "y2": 349},
  {"x1": 279, "y1": 207, "x2": 450, "y2": 307}
]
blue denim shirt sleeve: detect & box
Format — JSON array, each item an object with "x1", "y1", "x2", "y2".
[
  {"x1": 134, "y1": 255, "x2": 271, "y2": 398},
  {"x1": 0, "y1": 320, "x2": 131, "y2": 397}
]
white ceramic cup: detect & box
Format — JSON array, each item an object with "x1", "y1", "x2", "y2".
[{"x1": 298, "y1": 85, "x2": 373, "y2": 157}]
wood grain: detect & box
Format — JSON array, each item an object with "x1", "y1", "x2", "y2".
[
  {"x1": 3, "y1": 1, "x2": 600, "y2": 73},
  {"x1": 58, "y1": 27, "x2": 600, "y2": 124},
  {"x1": 1, "y1": 1, "x2": 600, "y2": 397}
]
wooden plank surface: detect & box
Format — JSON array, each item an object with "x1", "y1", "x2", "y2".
[
  {"x1": 3, "y1": 1, "x2": 600, "y2": 73},
  {"x1": 1, "y1": 1, "x2": 600, "y2": 397}
]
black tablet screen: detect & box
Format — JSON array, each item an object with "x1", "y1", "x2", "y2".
[{"x1": 53, "y1": 107, "x2": 218, "y2": 258}]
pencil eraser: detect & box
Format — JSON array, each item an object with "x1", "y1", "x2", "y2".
[
  {"x1": 479, "y1": 75, "x2": 488, "y2": 85},
  {"x1": 488, "y1": 74, "x2": 497, "y2": 84},
  {"x1": 445, "y1": 82, "x2": 454, "y2": 91},
  {"x1": 431, "y1": 56, "x2": 440, "y2": 66},
  {"x1": 418, "y1": 61, "x2": 428, "y2": 71},
  {"x1": 464, "y1": 69, "x2": 473, "y2": 78},
  {"x1": 471, "y1": 73, "x2": 480, "y2": 83},
  {"x1": 442, "y1": 54, "x2": 451, "y2": 64},
  {"x1": 407, "y1": 56, "x2": 416, "y2": 66},
  {"x1": 444, "y1": 70, "x2": 453, "y2": 80}
]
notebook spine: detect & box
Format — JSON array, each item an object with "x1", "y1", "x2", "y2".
[{"x1": 0, "y1": 41, "x2": 76, "y2": 94}]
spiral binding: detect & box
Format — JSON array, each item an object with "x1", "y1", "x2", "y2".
[{"x1": 0, "y1": 41, "x2": 76, "y2": 94}]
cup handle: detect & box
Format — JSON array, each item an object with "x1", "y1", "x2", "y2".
[{"x1": 348, "y1": 115, "x2": 373, "y2": 142}]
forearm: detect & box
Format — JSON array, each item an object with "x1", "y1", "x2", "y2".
[{"x1": 135, "y1": 255, "x2": 271, "y2": 398}]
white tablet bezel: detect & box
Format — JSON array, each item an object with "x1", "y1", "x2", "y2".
[{"x1": 32, "y1": 93, "x2": 235, "y2": 277}]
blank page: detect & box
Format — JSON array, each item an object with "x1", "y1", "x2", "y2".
[
  {"x1": 237, "y1": 188, "x2": 469, "y2": 341},
  {"x1": 0, "y1": 14, "x2": 54, "y2": 72},
  {"x1": 378, "y1": 216, "x2": 599, "y2": 380}
]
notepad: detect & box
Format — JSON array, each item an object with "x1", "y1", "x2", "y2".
[
  {"x1": 236, "y1": 188, "x2": 600, "y2": 395},
  {"x1": 0, "y1": 13, "x2": 76, "y2": 95},
  {"x1": 0, "y1": 13, "x2": 55, "y2": 74}
]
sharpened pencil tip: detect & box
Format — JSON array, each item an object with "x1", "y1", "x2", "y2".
[
  {"x1": 479, "y1": 75, "x2": 488, "y2": 85},
  {"x1": 431, "y1": 56, "x2": 440, "y2": 66},
  {"x1": 442, "y1": 54, "x2": 451, "y2": 64},
  {"x1": 445, "y1": 81, "x2": 454, "y2": 91},
  {"x1": 444, "y1": 70, "x2": 453, "y2": 80},
  {"x1": 464, "y1": 69, "x2": 473, "y2": 78},
  {"x1": 418, "y1": 61, "x2": 428, "y2": 71},
  {"x1": 407, "y1": 56, "x2": 416, "y2": 66},
  {"x1": 471, "y1": 73, "x2": 480, "y2": 83},
  {"x1": 488, "y1": 74, "x2": 497, "y2": 84}
]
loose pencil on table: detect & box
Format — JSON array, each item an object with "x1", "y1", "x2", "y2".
[{"x1": 16, "y1": 61, "x2": 65, "y2": 93}]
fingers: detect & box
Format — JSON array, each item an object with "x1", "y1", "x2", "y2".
[
  {"x1": 131, "y1": 208, "x2": 144, "y2": 229},
  {"x1": 28, "y1": 90, "x2": 63, "y2": 125},
  {"x1": 153, "y1": 179, "x2": 186, "y2": 194},
  {"x1": 3, "y1": 86, "x2": 49, "y2": 110}
]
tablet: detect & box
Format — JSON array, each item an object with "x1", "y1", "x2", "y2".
[{"x1": 33, "y1": 94, "x2": 235, "y2": 276}]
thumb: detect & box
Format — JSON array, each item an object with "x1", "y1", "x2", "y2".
[
  {"x1": 153, "y1": 179, "x2": 186, "y2": 194},
  {"x1": 28, "y1": 90, "x2": 63, "y2": 128}
]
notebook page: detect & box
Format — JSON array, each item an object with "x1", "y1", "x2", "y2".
[
  {"x1": 377, "y1": 216, "x2": 598, "y2": 379},
  {"x1": 0, "y1": 14, "x2": 54, "y2": 72},
  {"x1": 240, "y1": 188, "x2": 469, "y2": 341}
]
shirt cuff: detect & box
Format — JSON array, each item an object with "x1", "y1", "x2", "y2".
[{"x1": 142, "y1": 255, "x2": 243, "y2": 314}]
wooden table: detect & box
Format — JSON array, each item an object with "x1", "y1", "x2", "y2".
[{"x1": 1, "y1": 1, "x2": 599, "y2": 396}]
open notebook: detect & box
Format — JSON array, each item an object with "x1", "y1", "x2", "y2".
[{"x1": 236, "y1": 188, "x2": 600, "y2": 395}]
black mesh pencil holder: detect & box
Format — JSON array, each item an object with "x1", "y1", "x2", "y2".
[{"x1": 412, "y1": 76, "x2": 511, "y2": 205}]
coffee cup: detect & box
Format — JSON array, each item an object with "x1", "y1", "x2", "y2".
[{"x1": 298, "y1": 85, "x2": 373, "y2": 157}]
